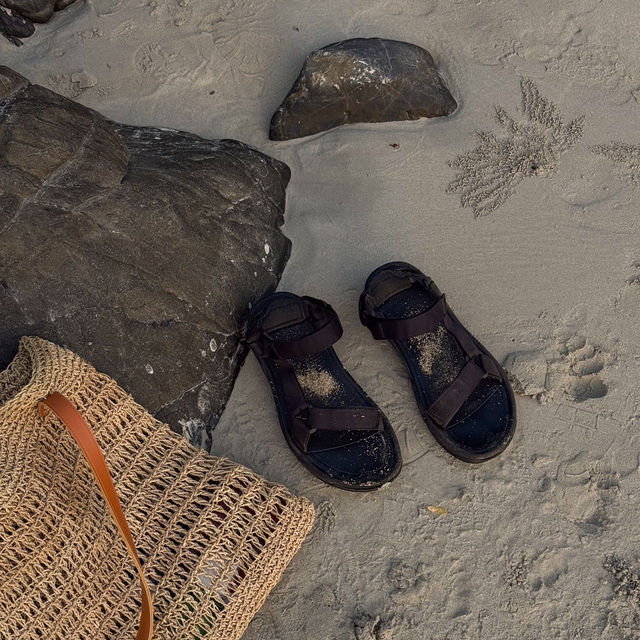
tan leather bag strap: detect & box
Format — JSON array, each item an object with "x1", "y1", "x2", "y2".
[{"x1": 39, "y1": 392, "x2": 154, "y2": 640}]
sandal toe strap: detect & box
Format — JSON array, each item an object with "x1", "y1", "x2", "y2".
[
  {"x1": 426, "y1": 354, "x2": 502, "y2": 429},
  {"x1": 293, "y1": 406, "x2": 383, "y2": 453}
]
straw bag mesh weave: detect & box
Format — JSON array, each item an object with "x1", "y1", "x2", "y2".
[{"x1": 0, "y1": 337, "x2": 314, "y2": 639}]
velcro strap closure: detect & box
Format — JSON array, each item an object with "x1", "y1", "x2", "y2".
[
  {"x1": 426, "y1": 354, "x2": 501, "y2": 429},
  {"x1": 364, "y1": 296, "x2": 447, "y2": 341},
  {"x1": 247, "y1": 296, "x2": 343, "y2": 360}
]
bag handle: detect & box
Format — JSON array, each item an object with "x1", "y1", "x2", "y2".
[{"x1": 39, "y1": 392, "x2": 154, "y2": 640}]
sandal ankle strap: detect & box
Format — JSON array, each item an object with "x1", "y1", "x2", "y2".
[{"x1": 246, "y1": 296, "x2": 343, "y2": 360}]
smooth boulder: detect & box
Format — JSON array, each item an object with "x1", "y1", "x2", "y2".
[
  {"x1": 270, "y1": 37, "x2": 457, "y2": 141},
  {"x1": 0, "y1": 66, "x2": 292, "y2": 449}
]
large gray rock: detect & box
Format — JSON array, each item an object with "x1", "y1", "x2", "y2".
[
  {"x1": 270, "y1": 37, "x2": 457, "y2": 141},
  {"x1": 0, "y1": 66, "x2": 291, "y2": 449},
  {"x1": 1, "y1": 0, "x2": 55, "y2": 22},
  {"x1": 0, "y1": 0, "x2": 77, "y2": 45},
  {"x1": 0, "y1": 6, "x2": 35, "y2": 44}
]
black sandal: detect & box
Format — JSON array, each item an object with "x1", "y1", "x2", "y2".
[
  {"x1": 359, "y1": 262, "x2": 516, "y2": 462},
  {"x1": 245, "y1": 292, "x2": 402, "y2": 491}
]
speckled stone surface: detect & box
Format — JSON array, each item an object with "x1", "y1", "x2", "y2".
[
  {"x1": 270, "y1": 37, "x2": 457, "y2": 141},
  {"x1": 0, "y1": 66, "x2": 292, "y2": 449}
]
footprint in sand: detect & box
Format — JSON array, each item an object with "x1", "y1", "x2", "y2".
[
  {"x1": 503, "y1": 549, "x2": 569, "y2": 594},
  {"x1": 553, "y1": 330, "x2": 608, "y2": 401},
  {"x1": 551, "y1": 452, "x2": 620, "y2": 534},
  {"x1": 133, "y1": 42, "x2": 207, "y2": 96},
  {"x1": 352, "y1": 612, "x2": 400, "y2": 640},
  {"x1": 312, "y1": 500, "x2": 337, "y2": 536},
  {"x1": 528, "y1": 550, "x2": 570, "y2": 592},
  {"x1": 505, "y1": 329, "x2": 610, "y2": 403},
  {"x1": 387, "y1": 559, "x2": 429, "y2": 605}
]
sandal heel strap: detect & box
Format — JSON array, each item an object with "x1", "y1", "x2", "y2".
[
  {"x1": 362, "y1": 295, "x2": 447, "y2": 341},
  {"x1": 263, "y1": 316, "x2": 342, "y2": 359},
  {"x1": 246, "y1": 296, "x2": 343, "y2": 360}
]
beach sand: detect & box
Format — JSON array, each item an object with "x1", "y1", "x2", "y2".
[{"x1": 4, "y1": 1, "x2": 640, "y2": 637}]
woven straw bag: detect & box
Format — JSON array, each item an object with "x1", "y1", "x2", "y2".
[{"x1": 0, "y1": 337, "x2": 314, "y2": 639}]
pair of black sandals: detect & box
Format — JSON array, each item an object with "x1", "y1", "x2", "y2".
[{"x1": 244, "y1": 262, "x2": 517, "y2": 491}]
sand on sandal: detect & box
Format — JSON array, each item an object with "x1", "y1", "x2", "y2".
[{"x1": 296, "y1": 364, "x2": 340, "y2": 400}]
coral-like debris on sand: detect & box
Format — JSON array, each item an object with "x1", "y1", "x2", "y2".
[
  {"x1": 592, "y1": 142, "x2": 640, "y2": 186},
  {"x1": 448, "y1": 78, "x2": 584, "y2": 217}
]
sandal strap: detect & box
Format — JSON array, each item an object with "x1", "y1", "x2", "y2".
[
  {"x1": 363, "y1": 295, "x2": 447, "y2": 340},
  {"x1": 298, "y1": 406, "x2": 382, "y2": 431},
  {"x1": 426, "y1": 354, "x2": 501, "y2": 429},
  {"x1": 271, "y1": 355, "x2": 383, "y2": 453},
  {"x1": 246, "y1": 296, "x2": 343, "y2": 360},
  {"x1": 360, "y1": 267, "x2": 444, "y2": 341},
  {"x1": 362, "y1": 264, "x2": 435, "y2": 309},
  {"x1": 362, "y1": 271, "x2": 504, "y2": 429},
  {"x1": 293, "y1": 406, "x2": 382, "y2": 453}
]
